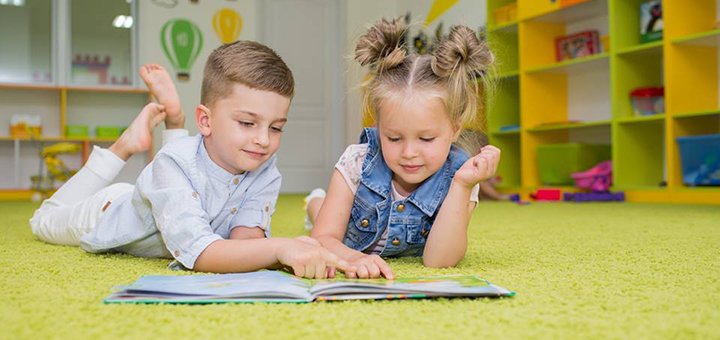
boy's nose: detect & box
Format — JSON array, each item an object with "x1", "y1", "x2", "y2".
[{"x1": 254, "y1": 130, "x2": 270, "y2": 147}]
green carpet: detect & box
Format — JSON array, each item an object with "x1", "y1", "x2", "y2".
[{"x1": 1, "y1": 197, "x2": 718, "y2": 338}]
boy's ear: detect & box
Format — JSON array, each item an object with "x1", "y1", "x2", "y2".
[{"x1": 195, "y1": 104, "x2": 211, "y2": 136}]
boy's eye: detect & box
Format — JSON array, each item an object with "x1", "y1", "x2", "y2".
[
  {"x1": 271, "y1": 126, "x2": 284, "y2": 132},
  {"x1": 420, "y1": 137, "x2": 435, "y2": 142}
]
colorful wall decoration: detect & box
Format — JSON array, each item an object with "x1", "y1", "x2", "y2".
[
  {"x1": 160, "y1": 19, "x2": 203, "y2": 81},
  {"x1": 212, "y1": 8, "x2": 243, "y2": 44}
]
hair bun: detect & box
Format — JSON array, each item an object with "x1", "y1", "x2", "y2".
[
  {"x1": 431, "y1": 25, "x2": 493, "y2": 79},
  {"x1": 355, "y1": 17, "x2": 407, "y2": 72}
]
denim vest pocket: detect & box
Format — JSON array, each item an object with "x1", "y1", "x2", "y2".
[
  {"x1": 405, "y1": 219, "x2": 431, "y2": 245},
  {"x1": 344, "y1": 205, "x2": 379, "y2": 247}
]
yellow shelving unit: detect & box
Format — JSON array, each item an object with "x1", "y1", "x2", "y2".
[
  {"x1": 487, "y1": 0, "x2": 720, "y2": 204},
  {"x1": 0, "y1": 84, "x2": 151, "y2": 200}
]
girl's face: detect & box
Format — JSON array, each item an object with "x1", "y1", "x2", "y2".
[{"x1": 377, "y1": 91, "x2": 459, "y2": 196}]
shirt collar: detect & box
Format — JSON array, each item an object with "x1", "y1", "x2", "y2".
[{"x1": 198, "y1": 138, "x2": 243, "y2": 183}]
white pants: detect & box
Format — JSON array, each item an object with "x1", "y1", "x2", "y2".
[{"x1": 29, "y1": 146, "x2": 132, "y2": 246}]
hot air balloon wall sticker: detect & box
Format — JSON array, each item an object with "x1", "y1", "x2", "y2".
[
  {"x1": 160, "y1": 19, "x2": 203, "y2": 81},
  {"x1": 213, "y1": 8, "x2": 243, "y2": 44}
]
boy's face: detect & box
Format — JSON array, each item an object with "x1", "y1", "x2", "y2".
[
  {"x1": 377, "y1": 91, "x2": 459, "y2": 195},
  {"x1": 196, "y1": 83, "x2": 290, "y2": 174}
]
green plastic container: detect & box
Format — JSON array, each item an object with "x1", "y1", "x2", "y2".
[
  {"x1": 65, "y1": 125, "x2": 89, "y2": 137},
  {"x1": 537, "y1": 143, "x2": 612, "y2": 185},
  {"x1": 95, "y1": 126, "x2": 123, "y2": 138}
]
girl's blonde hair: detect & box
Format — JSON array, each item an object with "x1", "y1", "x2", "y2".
[{"x1": 355, "y1": 17, "x2": 494, "y2": 156}]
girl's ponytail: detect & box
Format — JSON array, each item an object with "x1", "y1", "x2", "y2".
[
  {"x1": 355, "y1": 17, "x2": 407, "y2": 73},
  {"x1": 431, "y1": 25, "x2": 494, "y2": 143}
]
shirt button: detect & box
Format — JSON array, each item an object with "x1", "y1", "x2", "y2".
[
  {"x1": 231, "y1": 207, "x2": 238, "y2": 214},
  {"x1": 191, "y1": 192, "x2": 198, "y2": 199},
  {"x1": 174, "y1": 250, "x2": 180, "y2": 257},
  {"x1": 396, "y1": 204, "x2": 405, "y2": 212},
  {"x1": 233, "y1": 178, "x2": 240, "y2": 185},
  {"x1": 360, "y1": 219, "x2": 369, "y2": 227},
  {"x1": 391, "y1": 238, "x2": 400, "y2": 246}
]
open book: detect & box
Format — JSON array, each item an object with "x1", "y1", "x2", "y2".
[{"x1": 105, "y1": 271, "x2": 515, "y2": 304}]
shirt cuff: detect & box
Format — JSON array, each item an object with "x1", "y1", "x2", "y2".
[
  {"x1": 174, "y1": 233, "x2": 223, "y2": 270},
  {"x1": 162, "y1": 129, "x2": 189, "y2": 146}
]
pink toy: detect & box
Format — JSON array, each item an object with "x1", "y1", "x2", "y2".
[{"x1": 572, "y1": 160, "x2": 612, "y2": 192}]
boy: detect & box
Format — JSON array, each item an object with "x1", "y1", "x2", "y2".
[{"x1": 30, "y1": 41, "x2": 352, "y2": 279}]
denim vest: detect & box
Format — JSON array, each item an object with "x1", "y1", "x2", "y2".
[{"x1": 342, "y1": 128, "x2": 469, "y2": 257}]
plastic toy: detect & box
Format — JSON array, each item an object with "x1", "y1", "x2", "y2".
[
  {"x1": 571, "y1": 160, "x2": 612, "y2": 192},
  {"x1": 530, "y1": 189, "x2": 562, "y2": 201}
]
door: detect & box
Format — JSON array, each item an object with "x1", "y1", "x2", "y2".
[{"x1": 259, "y1": 0, "x2": 345, "y2": 193}]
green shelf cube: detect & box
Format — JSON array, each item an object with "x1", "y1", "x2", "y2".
[
  {"x1": 537, "y1": 143, "x2": 612, "y2": 185},
  {"x1": 95, "y1": 126, "x2": 123, "y2": 138},
  {"x1": 65, "y1": 125, "x2": 89, "y2": 137}
]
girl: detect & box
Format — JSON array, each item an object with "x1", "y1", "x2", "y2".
[{"x1": 307, "y1": 17, "x2": 500, "y2": 279}]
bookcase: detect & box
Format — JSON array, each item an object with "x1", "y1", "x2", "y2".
[
  {"x1": 486, "y1": 0, "x2": 720, "y2": 204},
  {"x1": 0, "y1": 0, "x2": 151, "y2": 201}
]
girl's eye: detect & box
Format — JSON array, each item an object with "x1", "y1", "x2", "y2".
[
  {"x1": 387, "y1": 137, "x2": 400, "y2": 142},
  {"x1": 239, "y1": 121, "x2": 254, "y2": 127},
  {"x1": 420, "y1": 137, "x2": 435, "y2": 142}
]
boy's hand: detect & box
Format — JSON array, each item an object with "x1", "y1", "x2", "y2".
[
  {"x1": 276, "y1": 237, "x2": 355, "y2": 279},
  {"x1": 345, "y1": 254, "x2": 394, "y2": 280},
  {"x1": 454, "y1": 145, "x2": 501, "y2": 188}
]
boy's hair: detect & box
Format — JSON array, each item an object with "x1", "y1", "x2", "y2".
[
  {"x1": 355, "y1": 17, "x2": 494, "y2": 155},
  {"x1": 201, "y1": 40, "x2": 294, "y2": 107}
]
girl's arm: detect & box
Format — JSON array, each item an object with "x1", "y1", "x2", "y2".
[
  {"x1": 311, "y1": 170, "x2": 394, "y2": 279},
  {"x1": 422, "y1": 182, "x2": 476, "y2": 267},
  {"x1": 423, "y1": 145, "x2": 501, "y2": 268},
  {"x1": 310, "y1": 170, "x2": 364, "y2": 261}
]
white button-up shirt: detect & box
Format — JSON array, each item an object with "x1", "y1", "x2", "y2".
[{"x1": 80, "y1": 132, "x2": 281, "y2": 269}]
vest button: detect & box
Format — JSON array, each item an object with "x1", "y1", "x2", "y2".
[
  {"x1": 396, "y1": 204, "x2": 405, "y2": 212},
  {"x1": 391, "y1": 238, "x2": 400, "y2": 246},
  {"x1": 360, "y1": 219, "x2": 369, "y2": 227},
  {"x1": 421, "y1": 229, "x2": 429, "y2": 238}
]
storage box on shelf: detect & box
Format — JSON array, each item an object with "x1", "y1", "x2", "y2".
[{"x1": 485, "y1": 0, "x2": 720, "y2": 203}]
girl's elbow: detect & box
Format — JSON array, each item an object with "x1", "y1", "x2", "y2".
[{"x1": 422, "y1": 255, "x2": 462, "y2": 268}]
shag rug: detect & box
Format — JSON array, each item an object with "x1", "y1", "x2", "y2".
[{"x1": 0, "y1": 197, "x2": 718, "y2": 338}]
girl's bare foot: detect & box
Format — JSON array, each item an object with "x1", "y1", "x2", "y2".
[
  {"x1": 139, "y1": 64, "x2": 185, "y2": 129},
  {"x1": 109, "y1": 103, "x2": 166, "y2": 161}
]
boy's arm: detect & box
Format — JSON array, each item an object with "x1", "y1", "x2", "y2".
[
  {"x1": 194, "y1": 237, "x2": 354, "y2": 276},
  {"x1": 229, "y1": 226, "x2": 265, "y2": 239}
]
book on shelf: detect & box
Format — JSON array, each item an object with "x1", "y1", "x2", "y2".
[{"x1": 105, "y1": 270, "x2": 515, "y2": 304}]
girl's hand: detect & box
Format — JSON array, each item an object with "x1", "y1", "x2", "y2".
[
  {"x1": 454, "y1": 145, "x2": 501, "y2": 188},
  {"x1": 345, "y1": 254, "x2": 394, "y2": 279}
]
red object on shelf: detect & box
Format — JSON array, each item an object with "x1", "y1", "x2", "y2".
[
  {"x1": 530, "y1": 189, "x2": 563, "y2": 201},
  {"x1": 555, "y1": 30, "x2": 600, "y2": 61}
]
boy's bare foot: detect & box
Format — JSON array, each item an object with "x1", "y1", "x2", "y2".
[
  {"x1": 139, "y1": 64, "x2": 185, "y2": 129},
  {"x1": 109, "y1": 103, "x2": 166, "y2": 161}
]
